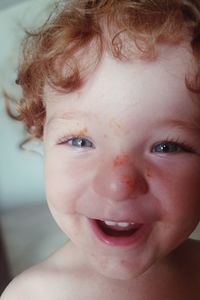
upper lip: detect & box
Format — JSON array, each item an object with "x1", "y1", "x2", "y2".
[
  {"x1": 89, "y1": 217, "x2": 144, "y2": 224},
  {"x1": 84, "y1": 207, "x2": 155, "y2": 224}
]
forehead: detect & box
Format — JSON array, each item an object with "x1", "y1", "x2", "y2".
[{"x1": 44, "y1": 42, "x2": 199, "y2": 128}]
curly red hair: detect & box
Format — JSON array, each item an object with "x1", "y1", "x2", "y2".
[{"x1": 14, "y1": 0, "x2": 200, "y2": 138}]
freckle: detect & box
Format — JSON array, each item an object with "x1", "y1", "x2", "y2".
[{"x1": 113, "y1": 154, "x2": 129, "y2": 167}]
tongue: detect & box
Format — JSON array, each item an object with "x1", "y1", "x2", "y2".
[{"x1": 97, "y1": 220, "x2": 141, "y2": 237}]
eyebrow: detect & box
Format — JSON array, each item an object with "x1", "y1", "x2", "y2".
[
  {"x1": 45, "y1": 111, "x2": 95, "y2": 128},
  {"x1": 45, "y1": 112, "x2": 200, "y2": 136},
  {"x1": 157, "y1": 119, "x2": 200, "y2": 135}
]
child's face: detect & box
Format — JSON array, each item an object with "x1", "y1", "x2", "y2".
[{"x1": 43, "y1": 43, "x2": 200, "y2": 280}]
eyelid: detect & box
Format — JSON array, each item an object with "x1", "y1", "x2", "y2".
[
  {"x1": 151, "y1": 138, "x2": 196, "y2": 153},
  {"x1": 57, "y1": 135, "x2": 96, "y2": 148}
]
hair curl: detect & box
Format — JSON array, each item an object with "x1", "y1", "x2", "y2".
[{"x1": 13, "y1": 0, "x2": 200, "y2": 138}]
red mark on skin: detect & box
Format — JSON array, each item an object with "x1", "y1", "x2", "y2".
[
  {"x1": 121, "y1": 259, "x2": 130, "y2": 268},
  {"x1": 122, "y1": 174, "x2": 135, "y2": 189},
  {"x1": 123, "y1": 173, "x2": 149, "y2": 193},
  {"x1": 74, "y1": 128, "x2": 88, "y2": 136},
  {"x1": 146, "y1": 163, "x2": 153, "y2": 178},
  {"x1": 113, "y1": 154, "x2": 129, "y2": 167}
]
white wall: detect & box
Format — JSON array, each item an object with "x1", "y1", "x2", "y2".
[
  {"x1": 0, "y1": 0, "x2": 28, "y2": 11},
  {"x1": 0, "y1": 0, "x2": 55, "y2": 209}
]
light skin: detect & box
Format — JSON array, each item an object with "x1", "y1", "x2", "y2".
[{"x1": 2, "y1": 42, "x2": 200, "y2": 300}]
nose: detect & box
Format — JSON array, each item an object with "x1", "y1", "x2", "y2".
[{"x1": 93, "y1": 155, "x2": 148, "y2": 201}]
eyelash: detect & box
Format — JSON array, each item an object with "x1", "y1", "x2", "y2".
[
  {"x1": 57, "y1": 135, "x2": 95, "y2": 148},
  {"x1": 151, "y1": 137, "x2": 197, "y2": 154},
  {"x1": 56, "y1": 135, "x2": 197, "y2": 153}
]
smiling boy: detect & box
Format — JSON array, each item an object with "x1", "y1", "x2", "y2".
[{"x1": 2, "y1": 1, "x2": 200, "y2": 299}]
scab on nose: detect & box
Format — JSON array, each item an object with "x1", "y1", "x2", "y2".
[{"x1": 93, "y1": 153, "x2": 147, "y2": 201}]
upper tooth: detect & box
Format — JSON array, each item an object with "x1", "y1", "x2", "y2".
[
  {"x1": 117, "y1": 222, "x2": 130, "y2": 227},
  {"x1": 104, "y1": 220, "x2": 117, "y2": 226},
  {"x1": 104, "y1": 220, "x2": 133, "y2": 227}
]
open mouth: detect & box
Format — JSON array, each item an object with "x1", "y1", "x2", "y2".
[
  {"x1": 89, "y1": 218, "x2": 146, "y2": 247},
  {"x1": 96, "y1": 220, "x2": 141, "y2": 237}
]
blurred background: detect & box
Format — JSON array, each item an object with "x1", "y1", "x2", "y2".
[
  {"x1": 0, "y1": 0, "x2": 67, "y2": 294},
  {"x1": 0, "y1": 0, "x2": 200, "y2": 296}
]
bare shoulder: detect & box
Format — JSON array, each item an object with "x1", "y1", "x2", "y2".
[
  {"x1": 1, "y1": 265, "x2": 43, "y2": 300},
  {"x1": 1, "y1": 242, "x2": 82, "y2": 300},
  {"x1": 1, "y1": 257, "x2": 60, "y2": 300}
]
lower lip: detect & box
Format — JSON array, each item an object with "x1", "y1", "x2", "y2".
[{"x1": 88, "y1": 218, "x2": 150, "y2": 247}]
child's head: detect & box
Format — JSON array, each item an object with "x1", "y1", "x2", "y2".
[
  {"x1": 16, "y1": 0, "x2": 200, "y2": 138},
  {"x1": 16, "y1": 0, "x2": 200, "y2": 280}
]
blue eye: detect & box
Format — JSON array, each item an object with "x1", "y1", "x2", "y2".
[
  {"x1": 68, "y1": 137, "x2": 94, "y2": 148},
  {"x1": 152, "y1": 141, "x2": 190, "y2": 153}
]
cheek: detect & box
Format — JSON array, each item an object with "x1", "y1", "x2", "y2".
[
  {"x1": 147, "y1": 158, "x2": 200, "y2": 221},
  {"x1": 44, "y1": 153, "x2": 92, "y2": 214}
]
